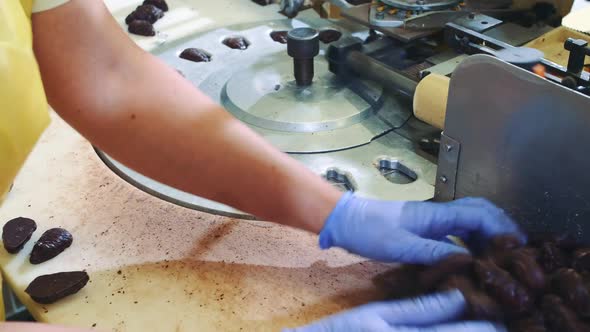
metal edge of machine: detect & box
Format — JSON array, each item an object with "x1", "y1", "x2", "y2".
[{"x1": 435, "y1": 54, "x2": 590, "y2": 243}]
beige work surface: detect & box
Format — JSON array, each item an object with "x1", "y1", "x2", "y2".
[
  {"x1": 0, "y1": 113, "x2": 388, "y2": 332},
  {"x1": 0, "y1": 1, "x2": 390, "y2": 331}
]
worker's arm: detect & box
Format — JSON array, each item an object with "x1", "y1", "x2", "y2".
[
  {"x1": 32, "y1": 0, "x2": 524, "y2": 264},
  {"x1": 32, "y1": 0, "x2": 341, "y2": 233}
]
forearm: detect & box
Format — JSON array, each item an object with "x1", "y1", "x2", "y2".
[{"x1": 32, "y1": 0, "x2": 340, "y2": 232}]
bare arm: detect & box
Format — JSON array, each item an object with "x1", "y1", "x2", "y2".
[{"x1": 32, "y1": 0, "x2": 341, "y2": 233}]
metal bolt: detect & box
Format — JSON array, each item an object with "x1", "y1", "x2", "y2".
[
  {"x1": 468, "y1": 13, "x2": 475, "y2": 19},
  {"x1": 439, "y1": 175, "x2": 448, "y2": 183},
  {"x1": 444, "y1": 144, "x2": 453, "y2": 152},
  {"x1": 287, "y1": 28, "x2": 320, "y2": 87}
]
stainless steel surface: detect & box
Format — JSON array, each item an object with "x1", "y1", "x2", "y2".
[
  {"x1": 342, "y1": 4, "x2": 439, "y2": 42},
  {"x1": 421, "y1": 54, "x2": 467, "y2": 76},
  {"x1": 434, "y1": 133, "x2": 460, "y2": 201},
  {"x1": 369, "y1": 5, "x2": 405, "y2": 28},
  {"x1": 403, "y1": 11, "x2": 470, "y2": 29},
  {"x1": 346, "y1": 50, "x2": 418, "y2": 97},
  {"x1": 380, "y1": 0, "x2": 460, "y2": 11},
  {"x1": 220, "y1": 57, "x2": 388, "y2": 152},
  {"x1": 166, "y1": 19, "x2": 401, "y2": 154},
  {"x1": 98, "y1": 128, "x2": 436, "y2": 217},
  {"x1": 452, "y1": 13, "x2": 502, "y2": 33},
  {"x1": 369, "y1": 1, "x2": 461, "y2": 29},
  {"x1": 329, "y1": 0, "x2": 355, "y2": 8},
  {"x1": 435, "y1": 55, "x2": 590, "y2": 243},
  {"x1": 483, "y1": 23, "x2": 554, "y2": 46},
  {"x1": 281, "y1": 0, "x2": 305, "y2": 17},
  {"x1": 97, "y1": 16, "x2": 436, "y2": 218}
]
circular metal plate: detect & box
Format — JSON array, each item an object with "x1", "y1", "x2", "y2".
[
  {"x1": 380, "y1": 0, "x2": 461, "y2": 11},
  {"x1": 221, "y1": 59, "x2": 383, "y2": 133},
  {"x1": 95, "y1": 17, "x2": 436, "y2": 219}
]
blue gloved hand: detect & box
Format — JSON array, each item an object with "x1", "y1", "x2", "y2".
[
  {"x1": 283, "y1": 290, "x2": 506, "y2": 332},
  {"x1": 320, "y1": 193, "x2": 525, "y2": 264}
]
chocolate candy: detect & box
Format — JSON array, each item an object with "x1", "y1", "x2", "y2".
[
  {"x1": 540, "y1": 242, "x2": 569, "y2": 272},
  {"x1": 125, "y1": 4, "x2": 164, "y2": 24},
  {"x1": 179, "y1": 48, "x2": 211, "y2": 62},
  {"x1": 378, "y1": 231, "x2": 590, "y2": 332},
  {"x1": 542, "y1": 295, "x2": 589, "y2": 332},
  {"x1": 509, "y1": 312, "x2": 547, "y2": 332},
  {"x1": 30, "y1": 228, "x2": 73, "y2": 264},
  {"x1": 25, "y1": 271, "x2": 89, "y2": 304},
  {"x1": 222, "y1": 37, "x2": 249, "y2": 50},
  {"x1": 418, "y1": 254, "x2": 473, "y2": 290},
  {"x1": 128, "y1": 20, "x2": 156, "y2": 37},
  {"x1": 490, "y1": 234, "x2": 523, "y2": 252},
  {"x1": 270, "y1": 30, "x2": 288, "y2": 44},
  {"x1": 507, "y1": 249, "x2": 546, "y2": 291},
  {"x1": 572, "y1": 248, "x2": 590, "y2": 272},
  {"x1": 143, "y1": 0, "x2": 168, "y2": 12},
  {"x1": 439, "y1": 275, "x2": 502, "y2": 321},
  {"x1": 551, "y1": 268, "x2": 590, "y2": 317},
  {"x1": 474, "y1": 259, "x2": 532, "y2": 315},
  {"x1": 2, "y1": 217, "x2": 37, "y2": 254},
  {"x1": 318, "y1": 29, "x2": 342, "y2": 44}
]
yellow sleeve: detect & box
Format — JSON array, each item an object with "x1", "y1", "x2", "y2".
[
  {"x1": 0, "y1": 0, "x2": 51, "y2": 201},
  {"x1": 32, "y1": 0, "x2": 70, "y2": 13}
]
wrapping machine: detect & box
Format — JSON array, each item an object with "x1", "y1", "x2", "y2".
[{"x1": 96, "y1": 0, "x2": 590, "y2": 242}]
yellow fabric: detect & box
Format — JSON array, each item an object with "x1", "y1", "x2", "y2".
[
  {"x1": 0, "y1": 272, "x2": 4, "y2": 321},
  {"x1": 0, "y1": 0, "x2": 50, "y2": 203}
]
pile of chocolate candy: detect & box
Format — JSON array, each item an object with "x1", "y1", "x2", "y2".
[{"x1": 374, "y1": 234, "x2": 590, "y2": 332}]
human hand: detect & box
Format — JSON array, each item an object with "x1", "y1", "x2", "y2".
[
  {"x1": 283, "y1": 290, "x2": 506, "y2": 332},
  {"x1": 320, "y1": 193, "x2": 525, "y2": 264}
]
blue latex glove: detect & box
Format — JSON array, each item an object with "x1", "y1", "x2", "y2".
[
  {"x1": 320, "y1": 193, "x2": 525, "y2": 264},
  {"x1": 283, "y1": 290, "x2": 506, "y2": 332}
]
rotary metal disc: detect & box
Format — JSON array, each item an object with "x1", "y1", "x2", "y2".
[{"x1": 380, "y1": 0, "x2": 461, "y2": 11}]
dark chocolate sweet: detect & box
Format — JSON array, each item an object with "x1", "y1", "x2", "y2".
[
  {"x1": 179, "y1": 48, "x2": 211, "y2": 62},
  {"x1": 143, "y1": 0, "x2": 168, "y2": 12},
  {"x1": 542, "y1": 295, "x2": 589, "y2": 332},
  {"x1": 318, "y1": 29, "x2": 342, "y2": 44},
  {"x1": 270, "y1": 30, "x2": 289, "y2": 44},
  {"x1": 418, "y1": 254, "x2": 473, "y2": 290},
  {"x1": 490, "y1": 234, "x2": 523, "y2": 252},
  {"x1": 25, "y1": 271, "x2": 89, "y2": 304},
  {"x1": 222, "y1": 37, "x2": 249, "y2": 50},
  {"x1": 2, "y1": 217, "x2": 37, "y2": 254},
  {"x1": 540, "y1": 242, "x2": 569, "y2": 272},
  {"x1": 30, "y1": 228, "x2": 73, "y2": 264},
  {"x1": 552, "y1": 268, "x2": 590, "y2": 317},
  {"x1": 373, "y1": 265, "x2": 426, "y2": 300},
  {"x1": 439, "y1": 275, "x2": 502, "y2": 321},
  {"x1": 125, "y1": 4, "x2": 164, "y2": 24},
  {"x1": 474, "y1": 259, "x2": 532, "y2": 315},
  {"x1": 128, "y1": 20, "x2": 156, "y2": 37},
  {"x1": 377, "y1": 230, "x2": 590, "y2": 332},
  {"x1": 509, "y1": 312, "x2": 547, "y2": 332},
  {"x1": 507, "y1": 249, "x2": 546, "y2": 291},
  {"x1": 572, "y1": 248, "x2": 590, "y2": 272}
]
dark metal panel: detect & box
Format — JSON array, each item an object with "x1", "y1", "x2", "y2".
[
  {"x1": 435, "y1": 134, "x2": 461, "y2": 201},
  {"x1": 436, "y1": 55, "x2": 590, "y2": 243}
]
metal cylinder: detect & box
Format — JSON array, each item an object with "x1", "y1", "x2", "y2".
[
  {"x1": 293, "y1": 59, "x2": 314, "y2": 86},
  {"x1": 287, "y1": 28, "x2": 320, "y2": 87},
  {"x1": 345, "y1": 50, "x2": 418, "y2": 97}
]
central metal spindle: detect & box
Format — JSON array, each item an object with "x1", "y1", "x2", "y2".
[{"x1": 287, "y1": 27, "x2": 320, "y2": 86}]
